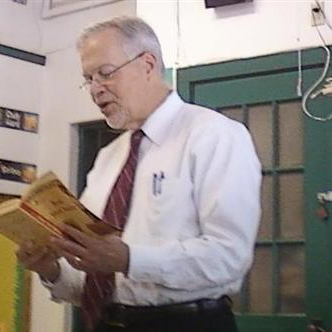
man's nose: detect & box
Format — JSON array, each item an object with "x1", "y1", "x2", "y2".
[{"x1": 90, "y1": 79, "x2": 106, "y2": 96}]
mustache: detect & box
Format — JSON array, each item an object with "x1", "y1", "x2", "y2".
[{"x1": 94, "y1": 98, "x2": 117, "y2": 108}]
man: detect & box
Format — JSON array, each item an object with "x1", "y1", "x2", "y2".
[{"x1": 17, "y1": 16, "x2": 261, "y2": 332}]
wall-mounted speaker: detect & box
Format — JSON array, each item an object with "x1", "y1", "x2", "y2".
[{"x1": 205, "y1": 0, "x2": 252, "y2": 8}]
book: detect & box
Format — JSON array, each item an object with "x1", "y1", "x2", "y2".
[{"x1": 0, "y1": 171, "x2": 117, "y2": 247}]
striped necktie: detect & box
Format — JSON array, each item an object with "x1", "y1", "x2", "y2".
[{"x1": 81, "y1": 130, "x2": 144, "y2": 331}]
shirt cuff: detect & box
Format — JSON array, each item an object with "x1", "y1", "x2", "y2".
[
  {"x1": 39, "y1": 257, "x2": 85, "y2": 306},
  {"x1": 39, "y1": 260, "x2": 64, "y2": 303}
]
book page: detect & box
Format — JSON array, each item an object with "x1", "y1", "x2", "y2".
[
  {"x1": 0, "y1": 208, "x2": 58, "y2": 246},
  {"x1": 22, "y1": 172, "x2": 117, "y2": 236},
  {"x1": 0, "y1": 199, "x2": 21, "y2": 216}
]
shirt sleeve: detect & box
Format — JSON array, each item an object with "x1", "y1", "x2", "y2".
[
  {"x1": 40, "y1": 257, "x2": 86, "y2": 306},
  {"x1": 128, "y1": 120, "x2": 262, "y2": 290}
]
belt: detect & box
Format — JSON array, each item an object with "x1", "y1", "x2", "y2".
[{"x1": 104, "y1": 295, "x2": 232, "y2": 328}]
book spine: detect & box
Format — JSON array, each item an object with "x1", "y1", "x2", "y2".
[{"x1": 20, "y1": 202, "x2": 63, "y2": 238}]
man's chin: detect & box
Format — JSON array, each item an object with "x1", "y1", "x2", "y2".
[{"x1": 105, "y1": 118, "x2": 125, "y2": 130}]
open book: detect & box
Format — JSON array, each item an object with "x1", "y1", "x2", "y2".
[{"x1": 0, "y1": 171, "x2": 116, "y2": 247}]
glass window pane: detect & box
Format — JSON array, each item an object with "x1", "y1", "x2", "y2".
[
  {"x1": 249, "y1": 246, "x2": 272, "y2": 313},
  {"x1": 258, "y1": 175, "x2": 273, "y2": 239},
  {"x1": 220, "y1": 107, "x2": 243, "y2": 123},
  {"x1": 280, "y1": 245, "x2": 305, "y2": 313},
  {"x1": 248, "y1": 104, "x2": 273, "y2": 168},
  {"x1": 280, "y1": 173, "x2": 304, "y2": 239},
  {"x1": 279, "y1": 102, "x2": 303, "y2": 167},
  {"x1": 231, "y1": 292, "x2": 242, "y2": 313}
]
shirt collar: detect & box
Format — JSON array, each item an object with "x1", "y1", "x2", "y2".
[{"x1": 141, "y1": 91, "x2": 184, "y2": 146}]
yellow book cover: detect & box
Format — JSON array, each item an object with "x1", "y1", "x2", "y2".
[{"x1": 0, "y1": 171, "x2": 116, "y2": 247}]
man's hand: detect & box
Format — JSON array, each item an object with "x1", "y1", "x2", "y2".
[
  {"x1": 50, "y1": 225, "x2": 129, "y2": 275},
  {"x1": 16, "y1": 241, "x2": 60, "y2": 282}
]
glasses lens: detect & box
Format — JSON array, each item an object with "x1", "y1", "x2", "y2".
[
  {"x1": 79, "y1": 53, "x2": 143, "y2": 91},
  {"x1": 80, "y1": 81, "x2": 90, "y2": 91}
]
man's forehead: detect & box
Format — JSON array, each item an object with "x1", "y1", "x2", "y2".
[
  {"x1": 80, "y1": 30, "x2": 122, "y2": 55},
  {"x1": 79, "y1": 30, "x2": 125, "y2": 72}
]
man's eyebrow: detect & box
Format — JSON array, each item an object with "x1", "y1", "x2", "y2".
[
  {"x1": 83, "y1": 62, "x2": 117, "y2": 75},
  {"x1": 82, "y1": 72, "x2": 91, "y2": 78}
]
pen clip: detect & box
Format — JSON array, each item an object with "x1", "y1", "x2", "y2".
[
  {"x1": 152, "y1": 171, "x2": 165, "y2": 196},
  {"x1": 153, "y1": 173, "x2": 157, "y2": 196},
  {"x1": 157, "y1": 171, "x2": 165, "y2": 195}
]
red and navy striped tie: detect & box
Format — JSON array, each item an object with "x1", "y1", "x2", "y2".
[{"x1": 81, "y1": 130, "x2": 144, "y2": 331}]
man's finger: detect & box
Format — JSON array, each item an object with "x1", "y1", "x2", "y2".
[
  {"x1": 51, "y1": 236, "x2": 87, "y2": 259},
  {"x1": 59, "y1": 251, "x2": 87, "y2": 271},
  {"x1": 17, "y1": 241, "x2": 36, "y2": 258},
  {"x1": 60, "y1": 224, "x2": 93, "y2": 246},
  {"x1": 20, "y1": 247, "x2": 52, "y2": 269}
]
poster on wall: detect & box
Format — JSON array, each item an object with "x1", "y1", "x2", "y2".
[
  {"x1": 0, "y1": 107, "x2": 38, "y2": 133},
  {"x1": 0, "y1": 159, "x2": 36, "y2": 184},
  {"x1": 0, "y1": 240, "x2": 31, "y2": 332},
  {"x1": 0, "y1": 194, "x2": 31, "y2": 332}
]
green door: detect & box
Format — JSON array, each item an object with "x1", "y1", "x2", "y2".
[{"x1": 178, "y1": 47, "x2": 332, "y2": 332}]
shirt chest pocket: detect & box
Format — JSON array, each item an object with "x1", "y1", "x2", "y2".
[{"x1": 148, "y1": 177, "x2": 193, "y2": 215}]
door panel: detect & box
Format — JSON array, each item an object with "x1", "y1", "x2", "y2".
[{"x1": 194, "y1": 71, "x2": 304, "y2": 108}]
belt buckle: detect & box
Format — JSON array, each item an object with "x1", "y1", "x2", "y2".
[
  {"x1": 106, "y1": 304, "x2": 127, "y2": 328},
  {"x1": 106, "y1": 320, "x2": 126, "y2": 328}
]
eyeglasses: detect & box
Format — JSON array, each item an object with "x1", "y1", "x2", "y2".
[{"x1": 80, "y1": 52, "x2": 145, "y2": 90}]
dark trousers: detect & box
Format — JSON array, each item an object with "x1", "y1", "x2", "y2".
[{"x1": 93, "y1": 301, "x2": 238, "y2": 332}]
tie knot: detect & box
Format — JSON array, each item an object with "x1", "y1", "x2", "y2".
[{"x1": 131, "y1": 129, "x2": 144, "y2": 148}]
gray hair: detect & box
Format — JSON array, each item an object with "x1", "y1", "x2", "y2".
[{"x1": 77, "y1": 16, "x2": 165, "y2": 75}]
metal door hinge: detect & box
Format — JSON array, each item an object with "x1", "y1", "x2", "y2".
[{"x1": 317, "y1": 191, "x2": 332, "y2": 203}]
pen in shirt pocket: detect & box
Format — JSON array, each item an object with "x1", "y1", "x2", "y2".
[
  {"x1": 157, "y1": 171, "x2": 165, "y2": 194},
  {"x1": 152, "y1": 171, "x2": 165, "y2": 195},
  {"x1": 153, "y1": 173, "x2": 157, "y2": 195}
]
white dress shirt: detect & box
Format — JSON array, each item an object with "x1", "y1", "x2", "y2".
[{"x1": 46, "y1": 91, "x2": 261, "y2": 306}]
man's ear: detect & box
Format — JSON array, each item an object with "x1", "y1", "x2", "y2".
[{"x1": 141, "y1": 52, "x2": 158, "y2": 77}]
